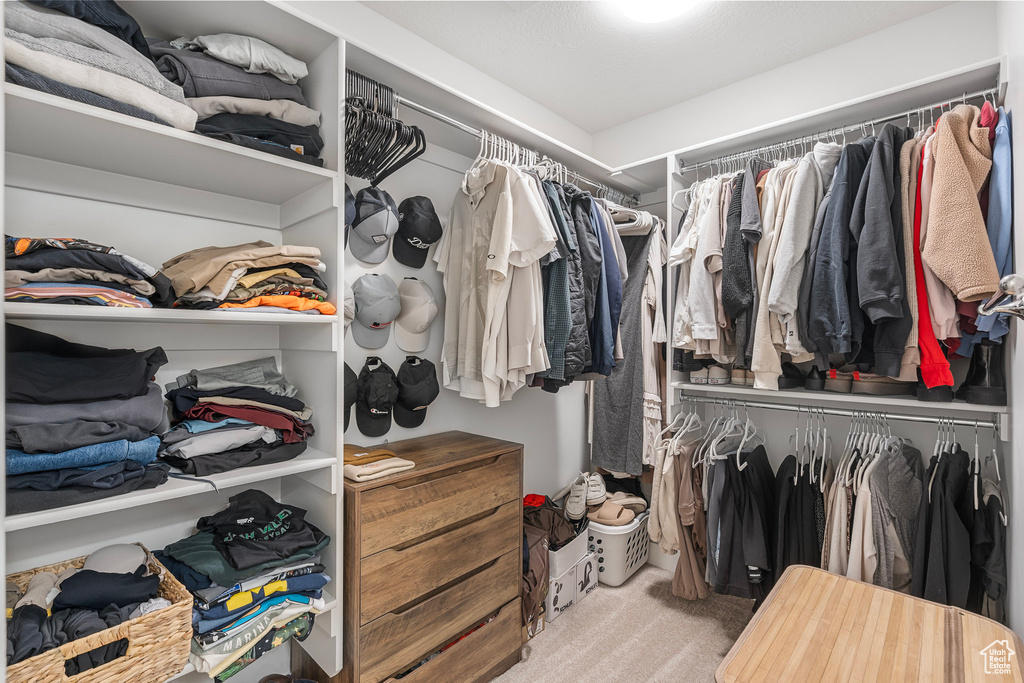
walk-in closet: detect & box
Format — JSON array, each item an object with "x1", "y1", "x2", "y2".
[{"x1": 2, "y1": 1, "x2": 1023, "y2": 682}]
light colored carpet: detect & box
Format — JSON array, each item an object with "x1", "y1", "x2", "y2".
[{"x1": 492, "y1": 565, "x2": 753, "y2": 683}]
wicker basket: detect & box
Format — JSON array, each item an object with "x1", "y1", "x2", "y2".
[{"x1": 6, "y1": 545, "x2": 193, "y2": 683}]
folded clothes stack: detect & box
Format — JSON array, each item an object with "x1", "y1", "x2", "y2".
[
  {"x1": 3, "y1": 0, "x2": 197, "y2": 130},
  {"x1": 5, "y1": 235, "x2": 175, "y2": 308},
  {"x1": 161, "y1": 357, "x2": 314, "y2": 476},
  {"x1": 148, "y1": 33, "x2": 323, "y2": 166},
  {"x1": 162, "y1": 240, "x2": 336, "y2": 315},
  {"x1": 5, "y1": 324, "x2": 171, "y2": 515},
  {"x1": 8, "y1": 543, "x2": 172, "y2": 674},
  {"x1": 155, "y1": 491, "x2": 330, "y2": 681}
]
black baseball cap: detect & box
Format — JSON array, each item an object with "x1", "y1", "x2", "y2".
[
  {"x1": 356, "y1": 357, "x2": 399, "y2": 437},
  {"x1": 394, "y1": 357, "x2": 440, "y2": 428},
  {"x1": 393, "y1": 196, "x2": 443, "y2": 268},
  {"x1": 343, "y1": 363, "x2": 357, "y2": 431}
]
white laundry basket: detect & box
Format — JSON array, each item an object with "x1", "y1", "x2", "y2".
[{"x1": 587, "y1": 511, "x2": 649, "y2": 586}]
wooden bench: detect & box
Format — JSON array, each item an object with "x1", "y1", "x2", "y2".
[{"x1": 717, "y1": 565, "x2": 1023, "y2": 682}]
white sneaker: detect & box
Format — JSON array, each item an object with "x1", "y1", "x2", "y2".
[
  {"x1": 585, "y1": 472, "x2": 607, "y2": 505},
  {"x1": 691, "y1": 367, "x2": 709, "y2": 384},
  {"x1": 565, "y1": 475, "x2": 587, "y2": 520},
  {"x1": 707, "y1": 365, "x2": 731, "y2": 385}
]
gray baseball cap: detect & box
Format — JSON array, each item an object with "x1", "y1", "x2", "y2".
[
  {"x1": 352, "y1": 273, "x2": 401, "y2": 349},
  {"x1": 350, "y1": 187, "x2": 399, "y2": 264},
  {"x1": 395, "y1": 278, "x2": 439, "y2": 353}
]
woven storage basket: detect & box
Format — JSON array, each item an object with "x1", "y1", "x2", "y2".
[{"x1": 6, "y1": 545, "x2": 193, "y2": 683}]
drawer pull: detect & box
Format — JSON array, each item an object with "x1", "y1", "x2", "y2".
[
  {"x1": 389, "y1": 557, "x2": 501, "y2": 616},
  {"x1": 389, "y1": 505, "x2": 503, "y2": 553},
  {"x1": 389, "y1": 453, "x2": 508, "y2": 490}
]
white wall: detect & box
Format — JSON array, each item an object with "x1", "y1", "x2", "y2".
[
  {"x1": 344, "y1": 144, "x2": 589, "y2": 498},
  {"x1": 593, "y1": 2, "x2": 1000, "y2": 166},
  {"x1": 285, "y1": 0, "x2": 593, "y2": 155},
  {"x1": 996, "y1": 0, "x2": 1023, "y2": 634}
]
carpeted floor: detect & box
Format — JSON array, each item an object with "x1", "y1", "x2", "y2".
[{"x1": 492, "y1": 565, "x2": 754, "y2": 683}]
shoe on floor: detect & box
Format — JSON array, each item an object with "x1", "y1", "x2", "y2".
[
  {"x1": 804, "y1": 366, "x2": 826, "y2": 391},
  {"x1": 824, "y1": 365, "x2": 855, "y2": 393},
  {"x1": 690, "y1": 367, "x2": 709, "y2": 384},
  {"x1": 607, "y1": 491, "x2": 647, "y2": 515},
  {"x1": 565, "y1": 474, "x2": 587, "y2": 520},
  {"x1": 707, "y1": 365, "x2": 731, "y2": 385},
  {"x1": 587, "y1": 500, "x2": 635, "y2": 526},
  {"x1": 586, "y1": 472, "x2": 607, "y2": 505},
  {"x1": 777, "y1": 362, "x2": 805, "y2": 390},
  {"x1": 850, "y1": 373, "x2": 915, "y2": 396}
]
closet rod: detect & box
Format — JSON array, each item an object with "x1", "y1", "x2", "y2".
[
  {"x1": 678, "y1": 86, "x2": 999, "y2": 175},
  {"x1": 396, "y1": 95, "x2": 638, "y2": 206},
  {"x1": 680, "y1": 394, "x2": 999, "y2": 431}
]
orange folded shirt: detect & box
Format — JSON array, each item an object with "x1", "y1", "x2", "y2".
[{"x1": 218, "y1": 295, "x2": 337, "y2": 315}]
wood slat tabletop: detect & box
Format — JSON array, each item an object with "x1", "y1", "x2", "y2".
[{"x1": 717, "y1": 565, "x2": 1023, "y2": 683}]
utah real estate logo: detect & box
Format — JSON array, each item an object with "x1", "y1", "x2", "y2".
[{"x1": 979, "y1": 639, "x2": 1015, "y2": 675}]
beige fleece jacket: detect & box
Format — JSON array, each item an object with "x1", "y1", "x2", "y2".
[{"x1": 922, "y1": 105, "x2": 998, "y2": 301}]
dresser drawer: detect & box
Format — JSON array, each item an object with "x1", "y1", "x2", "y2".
[
  {"x1": 381, "y1": 598, "x2": 521, "y2": 683},
  {"x1": 358, "y1": 550, "x2": 520, "y2": 683},
  {"x1": 360, "y1": 500, "x2": 520, "y2": 625},
  {"x1": 360, "y1": 450, "x2": 520, "y2": 557}
]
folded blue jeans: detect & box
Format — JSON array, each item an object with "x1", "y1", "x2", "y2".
[{"x1": 6, "y1": 435, "x2": 160, "y2": 475}]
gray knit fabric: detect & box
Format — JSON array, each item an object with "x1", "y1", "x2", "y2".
[{"x1": 590, "y1": 230, "x2": 655, "y2": 476}]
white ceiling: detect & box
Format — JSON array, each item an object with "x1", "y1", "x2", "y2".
[{"x1": 361, "y1": 0, "x2": 949, "y2": 133}]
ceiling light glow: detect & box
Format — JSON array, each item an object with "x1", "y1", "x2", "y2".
[{"x1": 612, "y1": 0, "x2": 699, "y2": 23}]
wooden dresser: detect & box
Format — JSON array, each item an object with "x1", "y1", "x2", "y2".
[{"x1": 294, "y1": 431, "x2": 524, "y2": 683}]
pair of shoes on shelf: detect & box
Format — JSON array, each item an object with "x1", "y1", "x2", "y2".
[
  {"x1": 692, "y1": 365, "x2": 730, "y2": 385},
  {"x1": 730, "y1": 368, "x2": 754, "y2": 386},
  {"x1": 917, "y1": 340, "x2": 1007, "y2": 405},
  {"x1": 566, "y1": 472, "x2": 607, "y2": 520},
  {"x1": 804, "y1": 365, "x2": 915, "y2": 395}
]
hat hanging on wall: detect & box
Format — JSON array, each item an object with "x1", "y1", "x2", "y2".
[
  {"x1": 394, "y1": 357, "x2": 440, "y2": 429},
  {"x1": 393, "y1": 196, "x2": 443, "y2": 268},
  {"x1": 355, "y1": 356, "x2": 399, "y2": 437},
  {"x1": 343, "y1": 362, "x2": 357, "y2": 431},
  {"x1": 395, "y1": 278, "x2": 438, "y2": 353},
  {"x1": 350, "y1": 187, "x2": 399, "y2": 264},
  {"x1": 351, "y1": 273, "x2": 401, "y2": 349}
]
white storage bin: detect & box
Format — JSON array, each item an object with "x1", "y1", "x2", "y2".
[
  {"x1": 548, "y1": 529, "x2": 588, "y2": 578},
  {"x1": 545, "y1": 565, "x2": 576, "y2": 622},
  {"x1": 588, "y1": 511, "x2": 650, "y2": 587}
]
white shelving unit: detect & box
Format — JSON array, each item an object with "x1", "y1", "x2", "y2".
[{"x1": 2, "y1": 2, "x2": 345, "y2": 679}]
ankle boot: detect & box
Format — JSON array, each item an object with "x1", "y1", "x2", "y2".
[
  {"x1": 955, "y1": 346, "x2": 978, "y2": 401},
  {"x1": 962, "y1": 339, "x2": 1007, "y2": 406}
]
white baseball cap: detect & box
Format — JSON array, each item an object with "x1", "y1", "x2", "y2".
[{"x1": 395, "y1": 278, "x2": 438, "y2": 353}]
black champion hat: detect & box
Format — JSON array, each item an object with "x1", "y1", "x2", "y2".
[
  {"x1": 394, "y1": 356, "x2": 440, "y2": 429},
  {"x1": 355, "y1": 357, "x2": 399, "y2": 438},
  {"x1": 343, "y1": 362, "x2": 357, "y2": 431},
  {"x1": 393, "y1": 196, "x2": 443, "y2": 268}
]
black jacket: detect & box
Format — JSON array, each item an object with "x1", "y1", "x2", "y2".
[
  {"x1": 849, "y1": 124, "x2": 914, "y2": 375},
  {"x1": 808, "y1": 137, "x2": 875, "y2": 357}
]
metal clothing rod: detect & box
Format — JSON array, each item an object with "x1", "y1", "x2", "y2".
[
  {"x1": 397, "y1": 95, "x2": 637, "y2": 206},
  {"x1": 679, "y1": 394, "x2": 999, "y2": 431},
  {"x1": 678, "y1": 86, "x2": 999, "y2": 175}
]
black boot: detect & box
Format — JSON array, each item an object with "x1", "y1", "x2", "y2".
[
  {"x1": 804, "y1": 366, "x2": 826, "y2": 391},
  {"x1": 962, "y1": 339, "x2": 1007, "y2": 406},
  {"x1": 955, "y1": 345, "x2": 978, "y2": 401}
]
